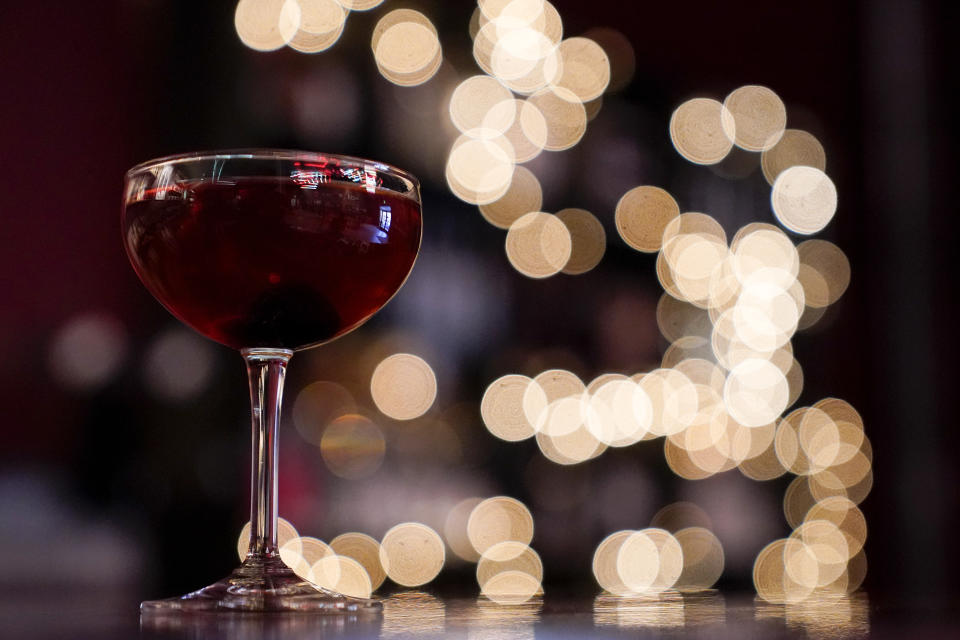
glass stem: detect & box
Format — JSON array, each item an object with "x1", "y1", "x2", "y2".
[{"x1": 242, "y1": 348, "x2": 293, "y2": 562}]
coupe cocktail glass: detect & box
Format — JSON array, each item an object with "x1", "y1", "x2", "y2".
[{"x1": 123, "y1": 150, "x2": 422, "y2": 612}]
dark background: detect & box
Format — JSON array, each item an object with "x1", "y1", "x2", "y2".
[{"x1": 0, "y1": 0, "x2": 956, "y2": 606}]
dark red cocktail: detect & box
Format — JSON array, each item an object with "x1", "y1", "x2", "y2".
[{"x1": 124, "y1": 176, "x2": 421, "y2": 350}]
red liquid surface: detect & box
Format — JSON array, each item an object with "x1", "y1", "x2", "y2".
[{"x1": 124, "y1": 177, "x2": 421, "y2": 350}]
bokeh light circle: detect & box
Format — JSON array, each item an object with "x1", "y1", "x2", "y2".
[
  {"x1": 234, "y1": 0, "x2": 301, "y2": 52},
  {"x1": 505, "y1": 211, "x2": 572, "y2": 278},
  {"x1": 370, "y1": 353, "x2": 437, "y2": 420},
  {"x1": 481, "y1": 374, "x2": 538, "y2": 441},
  {"x1": 330, "y1": 531, "x2": 386, "y2": 591},
  {"x1": 761, "y1": 129, "x2": 826, "y2": 185},
  {"x1": 467, "y1": 496, "x2": 535, "y2": 555},
  {"x1": 722, "y1": 85, "x2": 787, "y2": 152},
  {"x1": 556, "y1": 207, "x2": 606, "y2": 275},
  {"x1": 771, "y1": 166, "x2": 837, "y2": 235},
  {"x1": 615, "y1": 186, "x2": 680, "y2": 252},
  {"x1": 478, "y1": 165, "x2": 543, "y2": 229},
  {"x1": 287, "y1": 0, "x2": 347, "y2": 53},
  {"x1": 551, "y1": 37, "x2": 610, "y2": 102},
  {"x1": 379, "y1": 522, "x2": 445, "y2": 587},
  {"x1": 670, "y1": 98, "x2": 734, "y2": 165}
]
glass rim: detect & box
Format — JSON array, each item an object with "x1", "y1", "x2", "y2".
[{"x1": 124, "y1": 148, "x2": 420, "y2": 189}]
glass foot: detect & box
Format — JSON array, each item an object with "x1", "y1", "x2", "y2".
[{"x1": 140, "y1": 557, "x2": 382, "y2": 613}]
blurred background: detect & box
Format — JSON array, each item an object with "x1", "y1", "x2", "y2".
[{"x1": 0, "y1": 0, "x2": 957, "y2": 614}]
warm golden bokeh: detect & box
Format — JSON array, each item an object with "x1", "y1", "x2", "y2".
[
  {"x1": 783, "y1": 475, "x2": 817, "y2": 528},
  {"x1": 287, "y1": 0, "x2": 347, "y2": 53},
  {"x1": 754, "y1": 489, "x2": 869, "y2": 603},
  {"x1": 534, "y1": 393, "x2": 586, "y2": 438},
  {"x1": 586, "y1": 378, "x2": 652, "y2": 447},
  {"x1": 481, "y1": 374, "x2": 538, "y2": 441},
  {"x1": 447, "y1": 132, "x2": 517, "y2": 205},
  {"x1": 613, "y1": 528, "x2": 684, "y2": 595},
  {"x1": 669, "y1": 98, "x2": 734, "y2": 165},
  {"x1": 338, "y1": 0, "x2": 384, "y2": 10},
  {"x1": 449, "y1": 76, "x2": 515, "y2": 135},
  {"x1": 615, "y1": 186, "x2": 680, "y2": 252},
  {"x1": 524, "y1": 370, "x2": 584, "y2": 425},
  {"x1": 614, "y1": 530, "x2": 660, "y2": 594},
  {"x1": 234, "y1": 0, "x2": 301, "y2": 52},
  {"x1": 730, "y1": 225, "x2": 798, "y2": 286},
  {"x1": 642, "y1": 528, "x2": 685, "y2": 594},
  {"x1": 724, "y1": 358, "x2": 789, "y2": 427},
  {"x1": 753, "y1": 539, "x2": 812, "y2": 604},
  {"x1": 791, "y1": 519, "x2": 849, "y2": 586},
  {"x1": 371, "y1": 9, "x2": 436, "y2": 53},
  {"x1": 467, "y1": 496, "x2": 535, "y2": 555},
  {"x1": 478, "y1": 165, "x2": 544, "y2": 229},
  {"x1": 236, "y1": 3, "x2": 864, "y2": 603},
  {"x1": 380, "y1": 522, "x2": 446, "y2": 587},
  {"x1": 761, "y1": 129, "x2": 827, "y2": 185},
  {"x1": 477, "y1": 541, "x2": 544, "y2": 589},
  {"x1": 493, "y1": 34, "x2": 560, "y2": 95},
  {"x1": 505, "y1": 211, "x2": 573, "y2": 278},
  {"x1": 536, "y1": 419, "x2": 607, "y2": 464},
  {"x1": 372, "y1": 10, "x2": 442, "y2": 86},
  {"x1": 370, "y1": 353, "x2": 438, "y2": 420},
  {"x1": 641, "y1": 368, "x2": 698, "y2": 438},
  {"x1": 807, "y1": 497, "x2": 867, "y2": 559},
  {"x1": 328, "y1": 555, "x2": 374, "y2": 599},
  {"x1": 330, "y1": 531, "x2": 387, "y2": 591},
  {"x1": 673, "y1": 527, "x2": 724, "y2": 592},
  {"x1": 503, "y1": 99, "x2": 551, "y2": 161},
  {"x1": 481, "y1": 570, "x2": 543, "y2": 604},
  {"x1": 592, "y1": 530, "x2": 635, "y2": 596},
  {"x1": 722, "y1": 85, "x2": 787, "y2": 152},
  {"x1": 797, "y1": 239, "x2": 850, "y2": 308},
  {"x1": 525, "y1": 86, "x2": 587, "y2": 151},
  {"x1": 661, "y1": 214, "x2": 729, "y2": 308},
  {"x1": 282, "y1": 537, "x2": 341, "y2": 586},
  {"x1": 771, "y1": 166, "x2": 838, "y2": 235},
  {"x1": 551, "y1": 37, "x2": 611, "y2": 102},
  {"x1": 474, "y1": 1, "x2": 564, "y2": 88},
  {"x1": 556, "y1": 208, "x2": 606, "y2": 275}
]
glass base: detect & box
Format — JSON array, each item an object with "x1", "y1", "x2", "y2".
[{"x1": 140, "y1": 557, "x2": 382, "y2": 613}]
